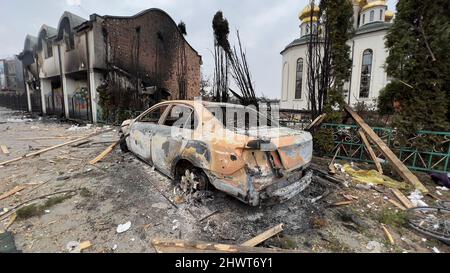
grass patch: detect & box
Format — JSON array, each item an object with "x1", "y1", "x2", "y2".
[
  {"x1": 378, "y1": 208, "x2": 407, "y2": 227},
  {"x1": 16, "y1": 194, "x2": 73, "y2": 220}
]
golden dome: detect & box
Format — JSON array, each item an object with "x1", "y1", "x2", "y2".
[
  {"x1": 361, "y1": 0, "x2": 387, "y2": 12},
  {"x1": 385, "y1": 10, "x2": 394, "y2": 21},
  {"x1": 299, "y1": 4, "x2": 320, "y2": 21},
  {"x1": 302, "y1": 16, "x2": 319, "y2": 24},
  {"x1": 354, "y1": 0, "x2": 367, "y2": 7}
]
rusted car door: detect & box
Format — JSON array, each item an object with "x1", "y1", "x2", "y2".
[
  {"x1": 128, "y1": 104, "x2": 169, "y2": 163},
  {"x1": 151, "y1": 104, "x2": 195, "y2": 177}
]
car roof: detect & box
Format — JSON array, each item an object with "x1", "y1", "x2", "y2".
[{"x1": 155, "y1": 100, "x2": 247, "y2": 109}]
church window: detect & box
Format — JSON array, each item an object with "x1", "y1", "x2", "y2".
[
  {"x1": 379, "y1": 10, "x2": 383, "y2": 20},
  {"x1": 359, "y1": 49, "x2": 373, "y2": 98},
  {"x1": 295, "y1": 58, "x2": 303, "y2": 99},
  {"x1": 370, "y1": 10, "x2": 374, "y2": 22},
  {"x1": 362, "y1": 14, "x2": 365, "y2": 24}
]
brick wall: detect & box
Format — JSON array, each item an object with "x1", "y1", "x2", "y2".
[{"x1": 101, "y1": 9, "x2": 202, "y2": 101}]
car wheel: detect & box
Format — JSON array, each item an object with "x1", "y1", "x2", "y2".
[
  {"x1": 180, "y1": 168, "x2": 208, "y2": 193},
  {"x1": 119, "y1": 135, "x2": 129, "y2": 152}
]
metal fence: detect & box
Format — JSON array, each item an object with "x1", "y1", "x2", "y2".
[
  {"x1": 45, "y1": 94, "x2": 64, "y2": 116},
  {"x1": 321, "y1": 123, "x2": 450, "y2": 173},
  {"x1": 0, "y1": 92, "x2": 28, "y2": 111},
  {"x1": 96, "y1": 109, "x2": 143, "y2": 125}
]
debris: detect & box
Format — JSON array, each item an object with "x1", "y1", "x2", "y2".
[
  {"x1": 381, "y1": 224, "x2": 395, "y2": 245},
  {"x1": 331, "y1": 201, "x2": 354, "y2": 206},
  {"x1": 1, "y1": 145, "x2": 10, "y2": 155},
  {"x1": 407, "y1": 206, "x2": 450, "y2": 245},
  {"x1": 67, "y1": 124, "x2": 92, "y2": 131},
  {"x1": 66, "y1": 240, "x2": 92, "y2": 253},
  {"x1": 5, "y1": 213, "x2": 17, "y2": 230},
  {"x1": 56, "y1": 175, "x2": 71, "y2": 181},
  {"x1": 70, "y1": 140, "x2": 91, "y2": 147},
  {"x1": 17, "y1": 136, "x2": 78, "y2": 141},
  {"x1": 112, "y1": 244, "x2": 118, "y2": 250},
  {"x1": 387, "y1": 199, "x2": 407, "y2": 211},
  {"x1": 345, "y1": 105, "x2": 428, "y2": 193},
  {"x1": 366, "y1": 241, "x2": 383, "y2": 253},
  {"x1": 6, "y1": 118, "x2": 33, "y2": 123},
  {"x1": 0, "y1": 185, "x2": 26, "y2": 201},
  {"x1": 116, "y1": 221, "x2": 131, "y2": 234},
  {"x1": 343, "y1": 164, "x2": 408, "y2": 189},
  {"x1": 89, "y1": 135, "x2": 127, "y2": 165},
  {"x1": 432, "y1": 247, "x2": 440, "y2": 253},
  {"x1": 151, "y1": 202, "x2": 171, "y2": 210},
  {"x1": 391, "y1": 189, "x2": 414, "y2": 209},
  {"x1": 407, "y1": 189, "x2": 428, "y2": 207},
  {"x1": 151, "y1": 238, "x2": 300, "y2": 253},
  {"x1": 357, "y1": 129, "x2": 383, "y2": 174},
  {"x1": 436, "y1": 186, "x2": 449, "y2": 192},
  {"x1": 0, "y1": 129, "x2": 114, "y2": 167},
  {"x1": 246, "y1": 212, "x2": 264, "y2": 221},
  {"x1": 306, "y1": 113, "x2": 327, "y2": 130},
  {"x1": 198, "y1": 210, "x2": 220, "y2": 223},
  {"x1": 241, "y1": 223, "x2": 284, "y2": 247},
  {"x1": 328, "y1": 147, "x2": 340, "y2": 175},
  {"x1": 79, "y1": 241, "x2": 92, "y2": 251}
]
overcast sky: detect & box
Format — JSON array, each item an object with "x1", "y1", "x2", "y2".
[{"x1": 0, "y1": 0, "x2": 396, "y2": 98}]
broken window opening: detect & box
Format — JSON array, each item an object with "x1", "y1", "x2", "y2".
[
  {"x1": 138, "y1": 104, "x2": 169, "y2": 123},
  {"x1": 359, "y1": 49, "x2": 373, "y2": 98},
  {"x1": 295, "y1": 58, "x2": 303, "y2": 99}
]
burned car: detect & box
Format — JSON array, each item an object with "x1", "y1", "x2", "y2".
[{"x1": 119, "y1": 100, "x2": 313, "y2": 206}]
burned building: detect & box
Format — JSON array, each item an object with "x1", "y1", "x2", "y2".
[
  {"x1": 0, "y1": 56, "x2": 27, "y2": 110},
  {"x1": 15, "y1": 8, "x2": 202, "y2": 123}
]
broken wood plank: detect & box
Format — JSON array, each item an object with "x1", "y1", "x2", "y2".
[
  {"x1": 381, "y1": 224, "x2": 395, "y2": 245},
  {"x1": 387, "y1": 199, "x2": 407, "y2": 211},
  {"x1": 89, "y1": 134, "x2": 128, "y2": 165},
  {"x1": 70, "y1": 140, "x2": 91, "y2": 148},
  {"x1": 344, "y1": 105, "x2": 428, "y2": 193},
  {"x1": 358, "y1": 129, "x2": 383, "y2": 174},
  {"x1": 0, "y1": 129, "x2": 114, "y2": 167},
  {"x1": 328, "y1": 146, "x2": 341, "y2": 175},
  {"x1": 241, "y1": 223, "x2": 284, "y2": 247},
  {"x1": 5, "y1": 213, "x2": 17, "y2": 230},
  {"x1": 0, "y1": 186, "x2": 26, "y2": 201},
  {"x1": 79, "y1": 241, "x2": 92, "y2": 252},
  {"x1": 17, "y1": 136, "x2": 78, "y2": 141},
  {"x1": 391, "y1": 188, "x2": 414, "y2": 209},
  {"x1": 1, "y1": 145, "x2": 10, "y2": 155},
  {"x1": 151, "y1": 239, "x2": 299, "y2": 253},
  {"x1": 331, "y1": 200, "x2": 354, "y2": 206},
  {"x1": 306, "y1": 113, "x2": 327, "y2": 130}
]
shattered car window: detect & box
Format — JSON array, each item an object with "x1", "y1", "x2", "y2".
[
  {"x1": 164, "y1": 105, "x2": 196, "y2": 129},
  {"x1": 206, "y1": 106, "x2": 279, "y2": 132},
  {"x1": 139, "y1": 105, "x2": 168, "y2": 123}
]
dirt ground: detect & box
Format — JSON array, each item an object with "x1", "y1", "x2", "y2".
[{"x1": 0, "y1": 107, "x2": 449, "y2": 253}]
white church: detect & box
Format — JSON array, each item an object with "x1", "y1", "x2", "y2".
[{"x1": 280, "y1": 0, "x2": 395, "y2": 110}]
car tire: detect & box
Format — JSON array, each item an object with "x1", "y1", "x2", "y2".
[
  {"x1": 119, "y1": 135, "x2": 129, "y2": 152},
  {"x1": 180, "y1": 167, "x2": 209, "y2": 192}
]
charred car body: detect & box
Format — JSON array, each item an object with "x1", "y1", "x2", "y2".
[{"x1": 119, "y1": 100, "x2": 313, "y2": 206}]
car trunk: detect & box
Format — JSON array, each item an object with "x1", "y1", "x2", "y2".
[{"x1": 238, "y1": 126, "x2": 313, "y2": 171}]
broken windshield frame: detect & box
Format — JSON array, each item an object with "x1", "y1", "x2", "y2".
[{"x1": 205, "y1": 106, "x2": 279, "y2": 132}]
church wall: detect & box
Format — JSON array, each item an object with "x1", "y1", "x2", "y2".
[{"x1": 348, "y1": 29, "x2": 389, "y2": 107}]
